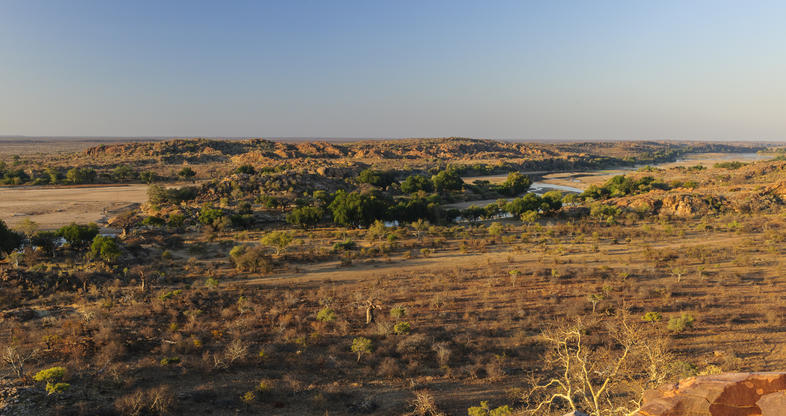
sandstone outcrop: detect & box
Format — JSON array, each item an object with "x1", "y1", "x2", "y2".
[{"x1": 638, "y1": 372, "x2": 786, "y2": 416}]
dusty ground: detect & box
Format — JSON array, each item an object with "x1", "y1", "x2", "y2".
[{"x1": 0, "y1": 184, "x2": 149, "y2": 229}]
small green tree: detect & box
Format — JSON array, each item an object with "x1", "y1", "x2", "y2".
[
  {"x1": 90, "y1": 235, "x2": 121, "y2": 263},
  {"x1": 316, "y1": 307, "x2": 336, "y2": 322},
  {"x1": 351, "y1": 337, "x2": 372, "y2": 362},
  {"x1": 260, "y1": 231, "x2": 293, "y2": 255},
  {"x1": 33, "y1": 366, "x2": 69, "y2": 396}
]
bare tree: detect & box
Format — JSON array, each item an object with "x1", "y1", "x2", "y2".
[
  {"x1": 524, "y1": 312, "x2": 674, "y2": 416},
  {"x1": 1, "y1": 345, "x2": 35, "y2": 378}
]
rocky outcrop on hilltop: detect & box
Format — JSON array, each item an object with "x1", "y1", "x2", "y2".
[
  {"x1": 638, "y1": 372, "x2": 786, "y2": 416},
  {"x1": 658, "y1": 193, "x2": 724, "y2": 217}
]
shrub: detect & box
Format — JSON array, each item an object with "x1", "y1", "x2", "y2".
[
  {"x1": 393, "y1": 321, "x2": 412, "y2": 335},
  {"x1": 177, "y1": 166, "x2": 196, "y2": 180},
  {"x1": 33, "y1": 366, "x2": 66, "y2": 383},
  {"x1": 468, "y1": 401, "x2": 513, "y2": 416},
  {"x1": 316, "y1": 307, "x2": 336, "y2": 322},
  {"x1": 351, "y1": 337, "x2": 373, "y2": 362},
  {"x1": 45, "y1": 382, "x2": 70, "y2": 395},
  {"x1": 141, "y1": 216, "x2": 166, "y2": 227},
  {"x1": 34, "y1": 367, "x2": 69, "y2": 396},
  {"x1": 390, "y1": 306, "x2": 407, "y2": 319},
  {"x1": 642, "y1": 311, "x2": 663, "y2": 322},
  {"x1": 668, "y1": 313, "x2": 695, "y2": 332},
  {"x1": 241, "y1": 391, "x2": 255, "y2": 404},
  {"x1": 332, "y1": 239, "x2": 357, "y2": 252},
  {"x1": 229, "y1": 245, "x2": 271, "y2": 273},
  {"x1": 198, "y1": 206, "x2": 224, "y2": 227},
  {"x1": 160, "y1": 357, "x2": 181, "y2": 366}
]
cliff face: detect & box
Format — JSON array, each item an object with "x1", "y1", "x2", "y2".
[{"x1": 638, "y1": 373, "x2": 786, "y2": 416}]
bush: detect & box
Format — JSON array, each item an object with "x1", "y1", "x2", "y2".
[
  {"x1": 33, "y1": 366, "x2": 66, "y2": 383},
  {"x1": 642, "y1": 311, "x2": 663, "y2": 322},
  {"x1": 332, "y1": 239, "x2": 357, "y2": 252},
  {"x1": 45, "y1": 382, "x2": 70, "y2": 395},
  {"x1": 393, "y1": 321, "x2": 412, "y2": 335},
  {"x1": 198, "y1": 206, "x2": 224, "y2": 227},
  {"x1": 229, "y1": 245, "x2": 272, "y2": 273},
  {"x1": 177, "y1": 166, "x2": 196, "y2": 180},
  {"x1": 668, "y1": 313, "x2": 695, "y2": 332},
  {"x1": 390, "y1": 306, "x2": 407, "y2": 319},
  {"x1": 467, "y1": 401, "x2": 513, "y2": 416},
  {"x1": 316, "y1": 306, "x2": 336, "y2": 322},
  {"x1": 160, "y1": 357, "x2": 181, "y2": 366}
]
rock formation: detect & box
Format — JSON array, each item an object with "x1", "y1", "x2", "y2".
[{"x1": 638, "y1": 372, "x2": 786, "y2": 416}]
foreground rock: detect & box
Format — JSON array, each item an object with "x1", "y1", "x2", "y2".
[{"x1": 638, "y1": 372, "x2": 786, "y2": 416}]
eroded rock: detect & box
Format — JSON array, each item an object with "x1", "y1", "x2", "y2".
[{"x1": 638, "y1": 372, "x2": 786, "y2": 416}]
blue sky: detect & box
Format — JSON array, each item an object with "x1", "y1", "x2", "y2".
[{"x1": 0, "y1": 1, "x2": 784, "y2": 140}]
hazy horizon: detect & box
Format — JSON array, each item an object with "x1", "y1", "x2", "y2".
[{"x1": 2, "y1": 1, "x2": 785, "y2": 140}]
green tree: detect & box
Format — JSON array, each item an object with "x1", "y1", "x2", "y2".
[
  {"x1": 351, "y1": 337, "x2": 373, "y2": 362},
  {"x1": 500, "y1": 172, "x2": 532, "y2": 196},
  {"x1": 90, "y1": 235, "x2": 121, "y2": 263},
  {"x1": 15, "y1": 219, "x2": 39, "y2": 240},
  {"x1": 65, "y1": 167, "x2": 96, "y2": 184},
  {"x1": 139, "y1": 171, "x2": 158, "y2": 184},
  {"x1": 358, "y1": 169, "x2": 396, "y2": 188},
  {"x1": 328, "y1": 190, "x2": 388, "y2": 227},
  {"x1": 0, "y1": 220, "x2": 23, "y2": 254},
  {"x1": 198, "y1": 206, "x2": 224, "y2": 227},
  {"x1": 261, "y1": 231, "x2": 293, "y2": 255},
  {"x1": 56, "y1": 223, "x2": 99, "y2": 249},
  {"x1": 400, "y1": 174, "x2": 434, "y2": 193},
  {"x1": 431, "y1": 169, "x2": 464, "y2": 192},
  {"x1": 111, "y1": 165, "x2": 136, "y2": 182},
  {"x1": 285, "y1": 206, "x2": 323, "y2": 229}
]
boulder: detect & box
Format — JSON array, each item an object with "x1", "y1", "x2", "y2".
[
  {"x1": 638, "y1": 372, "x2": 786, "y2": 416},
  {"x1": 756, "y1": 391, "x2": 786, "y2": 416}
]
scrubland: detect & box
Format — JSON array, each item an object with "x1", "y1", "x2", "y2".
[{"x1": 1, "y1": 138, "x2": 785, "y2": 415}]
